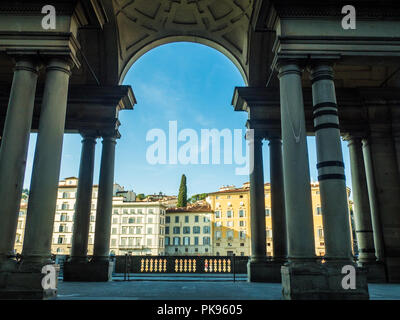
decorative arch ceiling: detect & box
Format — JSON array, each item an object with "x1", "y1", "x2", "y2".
[{"x1": 112, "y1": 0, "x2": 255, "y2": 84}]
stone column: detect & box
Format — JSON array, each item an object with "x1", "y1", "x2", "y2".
[
  {"x1": 347, "y1": 137, "x2": 376, "y2": 263},
  {"x1": 279, "y1": 61, "x2": 369, "y2": 300},
  {"x1": 278, "y1": 63, "x2": 316, "y2": 261},
  {"x1": 0, "y1": 58, "x2": 39, "y2": 268},
  {"x1": 268, "y1": 138, "x2": 287, "y2": 261},
  {"x1": 90, "y1": 134, "x2": 116, "y2": 281},
  {"x1": 70, "y1": 133, "x2": 97, "y2": 262},
  {"x1": 21, "y1": 58, "x2": 71, "y2": 269},
  {"x1": 362, "y1": 138, "x2": 385, "y2": 263},
  {"x1": 247, "y1": 132, "x2": 268, "y2": 282},
  {"x1": 363, "y1": 132, "x2": 400, "y2": 282},
  {"x1": 309, "y1": 64, "x2": 352, "y2": 261}
]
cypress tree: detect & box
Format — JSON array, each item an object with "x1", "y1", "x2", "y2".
[{"x1": 177, "y1": 174, "x2": 187, "y2": 207}]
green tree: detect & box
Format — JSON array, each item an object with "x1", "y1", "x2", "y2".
[
  {"x1": 177, "y1": 174, "x2": 187, "y2": 207},
  {"x1": 188, "y1": 193, "x2": 208, "y2": 203},
  {"x1": 136, "y1": 193, "x2": 146, "y2": 200}
]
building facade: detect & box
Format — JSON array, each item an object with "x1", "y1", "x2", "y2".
[
  {"x1": 14, "y1": 177, "x2": 166, "y2": 256},
  {"x1": 165, "y1": 205, "x2": 213, "y2": 256},
  {"x1": 207, "y1": 182, "x2": 353, "y2": 257}
]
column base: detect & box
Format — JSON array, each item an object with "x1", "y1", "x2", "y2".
[
  {"x1": 63, "y1": 260, "x2": 114, "y2": 282},
  {"x1": 281, "y1": 261, "x2": 369, "y2": 300},
  {"x1": 357, "y1": 261, "x2": 387, "y2": 283},
  {"x1": 247, "y1": 259, "x2": 285, "y2": 283},
  {"x1": 0, "y1": 264, "x2": 59, "y2": 299}
]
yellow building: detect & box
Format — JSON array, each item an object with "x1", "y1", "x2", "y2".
[{"x1": 207, "y1": 182, "x2": 353, "y2": 257}]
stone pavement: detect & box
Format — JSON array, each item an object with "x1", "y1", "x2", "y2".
[{"x1": 57, "y1": 278, "x2": 400, "y2": 300}]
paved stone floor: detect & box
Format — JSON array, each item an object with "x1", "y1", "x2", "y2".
[{"x1": 57, "y1": 277, "x2": 400, "y2": 300}]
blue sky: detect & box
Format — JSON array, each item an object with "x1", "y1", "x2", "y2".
[{"x1": 23, "y1": 42, "x2": 352, "y2": 197}]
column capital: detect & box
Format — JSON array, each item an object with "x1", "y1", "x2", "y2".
[
  {"x1": 308, "y1": 64, "x2": 334, "y2": 84},
  {"x1": 44, "y1": 58, "x2": 73, "y2": 76},
  {"x1": 79, "y1": 130, "x2": 99, "y2": 141}
]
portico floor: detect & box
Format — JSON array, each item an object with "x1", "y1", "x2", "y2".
[{"x1": 57, "y1": 279, "x2": 400, "y2": 300}]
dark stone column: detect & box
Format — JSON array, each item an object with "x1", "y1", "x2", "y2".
[
  {"x1": 247, "y1": 132, "x2": 268, "y2": 282},
  {"x1": 0, "y1": 58, "x2": 39, "y2": 270}
]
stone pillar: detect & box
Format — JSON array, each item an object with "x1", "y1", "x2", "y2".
[
  {"x1": 347, "y1": 137, "x2": 386, "y2": 282},
  {"x1": 90, "y1": 134, "x2": 117, "y2": 281},
  {"x1": 21, "y1": 58, "x2": 71, "y2": 267},
  {"x1": 309, "y1": 64, "x2": 352, "y2": 261},
  {"x1": 0, "y1": 58, "x2": 39, "y2": 269},
  {"x1": 1, "y1": 58, "x2": 72, "y2": 299},
  {"x1": 347, "y1": 137, "x2": 376, "y2": 262},
  {"x1": 363, "y1": 132, "x2": 400, "y2": 283},
  {"x1": 278, "y1": 63, "x2": 316, "y2": 262},
  {"x1": 63, "y1": 133, "x2": 98, "y2": 281},
  {"x1": 278, "y1": 61, "x2": 368, "y2": 299},
  {"x1": 362, "y1": 139, "x2": 385, "y2": 263},
  {"x1": 71, "y1": 134, "x2": 97, "y2": 261},
  {"x1": 269, "y1": 138, "x2": 287, "y2": 261},
  {"x1": 247, "y1": 132, "x2": 268, "y2": 282}
]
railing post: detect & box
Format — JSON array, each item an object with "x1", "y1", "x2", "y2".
[
  {"x1": 232, "y1": 254, "x2": 236, "y2": 282},
  {"x1": 124, "y1": 253, "x2": 128, "y2": 281}
]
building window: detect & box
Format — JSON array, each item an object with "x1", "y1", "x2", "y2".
[
  {"x1": 215, "y1": 221, "x2": 222, "y2": 227},
  {"x1": 129, "y1": 218, "x2": 135, "y2": 224},
  {"x1": 90, "y1": 215, "x2": 95, "y2": 222},
  {"x1": 111, "y1": 239, "x2": 117, "y2": 246},
  {"x1": 185, "y1": 216, "x2": 189, "y2": 223},
  {"x1": 193, "y1": 226, "x2": 200, "y2": 234},
  {"x1": 266, "y1": 230, "x2": 272, "y2": 239},
  {"x1": 173, "y1": 237, "x2": 180, "y2": 246},
  {"x1": 136, "y1": 217, "x2": 142, "y2": 224},
  {"x1": 215, "y1": 231, "x2": 222, "y2": 240},
  {"x1": 195, "y1": 216, "x2": 199, "y2": 223},
  {"x1": 57, "y1": 236, "x2": 65, "y2": 244},
  {"x1": 122, "y1": 217, "x2": 128, "y2": 224},
  {"x1": 147, "y1": 228, "x2": 153, "y2": 234},
  {"x1": 61, "y1": 203, "x2": 69, "y2": 210},
  {"x1": 183, "y1": 226, "x2": 190, "y2": 234},
  {"x1": 165, "y1": 237, "x2": 170, "y2": 246},
  {"x1": 194, "y1": 237, "x2": 199, "y2": 245},
  {"x1": 317, "y1": 207, "x2": 322, "y2": 215},
  {"x1": 62, "y1": 192, "x2": 68, "y2": 199},
  {"x1": 173, "y1": 226, "x2": 180, "y2": 234},
  {"x1": 175, "y1": 216, "x2": 179, "y2": 223},
  {"x1": 227, "y1": 221, "x2": 233, "y2": 227},
  {"x1": 239, "y1": 221, "x2": 245, "y2": 227},
  {"x1": 166, "y1": 216, "x2": 170, "y2": 223},
  {"x1": 265, "y1": 209, "x2": 271, "y2": 216},
  {"x1": 148, "y1": 217, "x2": 153, "y2": 224},
  {"x1": 112, "y1": 218, "x2": 118, "y2": 224},
  {"x1": 183, "y1": 237, "x2": 190, "y2": 246},
  {"x1": 165, "y1": 227, "x2": 170, "y2": 235},
  {"x1": 318, "y1": 228, "x2": 324, "y2": 238},
  {"x1": 122, "y1": 227, "x2": 127, "y2": 234},
  {"x1": 60, "y1": 213, "x2": 67, "y2": 222},
  {"x1": 227, "y1": 210, "x2": 233, "y2": 218},
  {"x1": 239, "y1": 231, "x2": 246, "y2": 239},
  {"x1": 215, "y1": 211, "x2": 220, "y2": 218},
  {"x1": 203, "y1": 226, "x2": 210, "y2": 234},
  {"x1": 147, "y1": 239, "x2": 152, "y2": 246},
  {"x1": 112, "y1": 228, "x2": 117, "y2": 235},
  {"x1": 227, "y1": 230, "x2": 234, "y2": 240},
  {"x1": 203, "y1": 237, "x2": 210, "y2": 245},
  {"x1": 239, "y1": 209, "x2": 245, "y2": 217}
]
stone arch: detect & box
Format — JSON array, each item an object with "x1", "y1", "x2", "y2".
[{"x1": 112, "y1": 0, "x2": 253, "y2": 85}]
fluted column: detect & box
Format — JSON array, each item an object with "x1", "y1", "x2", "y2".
[
  {"x1": 92, "y1": 134, "x2": 117, "y2": 261},
  {"x1": 0, "y1": 58, "x2": 39, "y2": 266},
  {"x1": 268, "y1": 138, "x2": 287, "y2": 261},
  {"x1": 21, "y1": 58, "x2": 72, "y2": 268},
  {"x1": 278, "y1": 63, "x2": 316, "y2": 261},
  {"x1": 70, "y1": 133, "x2": 97, "y2": 262},
  {"x1": 249, "y1": 134, "x2": 267, "y2": 263},
  {"x1": 347, "y1": 137, "x2": 376, "y2": 263},
  {"x1": 309, "y1": 64, "x2": 352, "y2": 261}
]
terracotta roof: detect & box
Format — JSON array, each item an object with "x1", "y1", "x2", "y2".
[{"x1": 166, "y1": 203, "x2": 212, "y2": 213}]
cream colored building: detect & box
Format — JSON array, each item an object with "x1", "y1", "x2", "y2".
[
  {"x1": 14, "y1": 177, "x2": 166, "y2": 256},
  {"x1": 165, "y1": 204, "x2": 213, "y2": 256}
]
